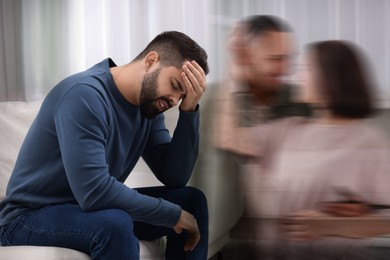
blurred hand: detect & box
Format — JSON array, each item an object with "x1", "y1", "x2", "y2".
[
  {"x1": 179, "y1": 61, "x2": 206, "y2": 112},
  {"x1": 173, "y1": 210, "x2": 200, "y2": 251},
  {"x1": 324, "y1": 202, "x2": 369, "y2": 217},
  {"x1": 283, "y1": 210, "x2": 326, "y2": 241},
  {"x1": 283, "y1": 208, "x2": 379, "y2": 240},
  {"x1": 323, "y1": 193, "x2": 370, "y2": 217}
]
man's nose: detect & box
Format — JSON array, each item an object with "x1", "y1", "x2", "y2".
[{"x1": 169, "y1": 95, "x2": 180, "y2": 107}]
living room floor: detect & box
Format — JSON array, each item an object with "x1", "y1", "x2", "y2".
[
  {"x1": 209, "y1": 238, "x2": 390, "y2": 260},
  {"x1": 209, "y1": 239, "x2": 262, "y2": 260}
]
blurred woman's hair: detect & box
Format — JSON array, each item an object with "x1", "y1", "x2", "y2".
[{"x1": 308, "y1": 40, "x2": 375, "y2": 118}]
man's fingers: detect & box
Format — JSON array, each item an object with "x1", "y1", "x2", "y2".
[
  {"x1": 185, "y1": 61, "x2": 204, "y2": 81},
  {"x1": 183, "y1": 61, "x2": 206, "y2": 91},
  {"x1": 173, "y1": 226, "x2": 183, "y2": 234},
  {"x1": 183, "y1": 64, "x2": 201, "y2": 92},
  {"x1": 189, "y1": 61, "x2": 206, "y2": 91},
  {"x1": 184, "y1": 214, "x2": 200, "y2": 251},
  {"x1": 173, "y1": 210, "x2": 201, "y2": 251},
  {"x1": 179, "y1": 60, "x2": 207, "y2": 112},
  {"x1": 190, "y1": 60, "x2": 205, "y2": 76},
  {"x1": 181, "y1": 72, "x2": 196, "y2": 99},
  {"x1": 180, "y1": 71, "x2": 200, "y2": 112},
  {"x1": 184, "y1": 230, "x2": 201, "y2": 251}
]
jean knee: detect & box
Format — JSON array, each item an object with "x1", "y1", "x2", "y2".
[
  {"x1": 181, "y1": 186, "x2": 208, "y2": 222},
  {"x1": 97, "y1": 209, "x2": 135, "y2": 239},
  {"x1": 185, "y1": 186, "x2": 208, "y2": 208},
  {"x1": 91, "y1": 209, "x2": 139, "y2": 259}
]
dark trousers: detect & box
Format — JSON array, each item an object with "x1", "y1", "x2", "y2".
[{"x1": 0, "y1": 186, "x2": 209, "y2": 260}]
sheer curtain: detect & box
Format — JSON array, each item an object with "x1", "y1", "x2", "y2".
[
  {"x1": 0, "y1": 0, "x2": 24, "y2": 101},
  {"x1": 0, "y1": 0, "x2": 211, "y2": 101},
  {"x1": 1, "y1": 0, "x2": 390, "y2": 104}
]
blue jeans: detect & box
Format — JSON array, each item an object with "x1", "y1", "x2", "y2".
[{"x1": 0, "y1": 186, "x2": 208, "y2": 260}]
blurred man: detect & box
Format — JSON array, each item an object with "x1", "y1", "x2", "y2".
[
  {"x1": 215, "y1": 15, "x2": 310, "y2": 146},
  {"x1": 193, "y1": 15, "x2": 310, "y2": 259}
]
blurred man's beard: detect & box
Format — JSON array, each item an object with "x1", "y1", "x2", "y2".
[{"x1": 139, "y1": 68, "x2": 161, "y2": 119}]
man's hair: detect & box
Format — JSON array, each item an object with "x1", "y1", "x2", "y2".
[
  {"x1": 308, "y1": 40, "x2": 374, "y2": 118},
  {"x1": 134, "y1": 31, "x2": 209, "y2": 75},
  {"x1": 243, "y1": 15, "x2": 292, "y2": 37}
]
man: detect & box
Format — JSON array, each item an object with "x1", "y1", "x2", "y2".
[
  {"x1": 215, "y1": 15, "x2": 310, "y2": 148},
  {"x1": 208, "y1": 14, "x2": 310, "y2": 210},
  {"x1": 0, "y1": 31, "x2": 209, "y2": 260},
  {"x1": 193, "y1": 15, "x2": 309, "y2": 259}
]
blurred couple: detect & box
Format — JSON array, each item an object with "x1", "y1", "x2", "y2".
[{"x1": 199, "y1": 15, "x2": 390, "y2": 259}]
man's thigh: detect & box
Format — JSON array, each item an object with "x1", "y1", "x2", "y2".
[{"x1": 1, "y1": 203, "x2": 134, "y2": 254}]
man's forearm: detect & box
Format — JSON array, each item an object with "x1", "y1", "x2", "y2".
[{"x1": 157, "y1": 109, "x2": 200, "y2": 188}]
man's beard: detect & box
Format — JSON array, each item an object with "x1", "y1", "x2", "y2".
[{"x1": 139, "y1": 67, "x2": 172, "y2": 119}]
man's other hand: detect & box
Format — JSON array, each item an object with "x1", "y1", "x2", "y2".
[{"x1": 173, "y1": 210, "x2": 200, "y2": 251}]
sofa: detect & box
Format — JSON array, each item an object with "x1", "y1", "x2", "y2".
[{"x1": 0, "y1": 99, "x2": 242, "y2": 259}]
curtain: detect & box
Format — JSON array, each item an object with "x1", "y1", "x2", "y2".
[
  {"x1": 1, "y1": 0, "x2": 389, "y2": 104},
  {"x1": 0, "y1": 0, "x2": 24, "y2": 101},
  {"x1": 0, "y1": 0, "x2": 211, "y2": 101}
]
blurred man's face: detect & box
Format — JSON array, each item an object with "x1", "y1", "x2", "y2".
[{"x1": 248, "y1": 31, "x2": 293, "y2": 90}]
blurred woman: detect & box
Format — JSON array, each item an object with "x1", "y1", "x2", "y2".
[{"x1": 234, "y1": 40, "x2": 390, "y2": 259}]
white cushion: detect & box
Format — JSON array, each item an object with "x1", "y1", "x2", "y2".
[
  {"x1": 0, "y1": 101, "x2": 42, "y2": 198},
  {"x1": 0, "y1": 240, "x2": 165, "y2": 260},
  {"x1": 0, "y1": 246, "x2": 90, "y2": 260}
]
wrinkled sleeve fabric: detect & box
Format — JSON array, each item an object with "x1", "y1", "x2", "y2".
[
  {"x1": 142, "y1": 106, "x2": 200, "y2": 189},
  {"x1": 54, "y1": 86, "x2": 181, "y2": 227}
]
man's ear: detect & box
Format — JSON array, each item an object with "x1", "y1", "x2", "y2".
[{"x1": 144, "y1": 51, "x2": 159, "y2": 71}]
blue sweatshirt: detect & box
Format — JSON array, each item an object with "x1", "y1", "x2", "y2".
[{"x1": 0, "y1": 58, "x2": 199, "y2": 227}]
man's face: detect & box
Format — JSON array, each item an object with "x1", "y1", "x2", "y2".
[
  {"x1": 248, "y1": 31, "x2": 293, "y2": 89},
  {"x1": 139, "y1": 65, "x2": 186, "y2": 119}
]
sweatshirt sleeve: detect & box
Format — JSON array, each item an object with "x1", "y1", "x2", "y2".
[
  {"x1": 142, "y1": 106, "x2": 200, "y2": 188},
  {"x1": 54, "y1": 85, "x2": 181, "y2": 227}
]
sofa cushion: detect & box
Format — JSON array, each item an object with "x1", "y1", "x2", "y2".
[
  {"x1": 0, "y1": 246, "x2": 90, "y2": 260},
  {"x1": 0, "y1": 240, "x2": 165, "y2": 260},
  {"x1": 0, "y1": 101, "x2": 42, "y2": 199}
]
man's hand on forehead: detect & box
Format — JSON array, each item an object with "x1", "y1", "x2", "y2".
[{"x1": 179, "y1": 60, "x2": 206, "y2": 112}]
